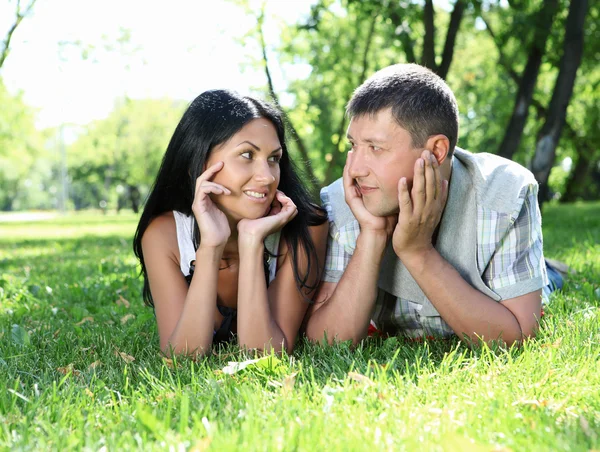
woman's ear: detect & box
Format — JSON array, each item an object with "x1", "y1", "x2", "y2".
[{"x1": 425, "y1": 134, "x2": 450, "y2": 165}]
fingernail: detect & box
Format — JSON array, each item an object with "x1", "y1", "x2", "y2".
[
  {"x1": 419, "y1": 159, "x2": 424, "y2": 168},
  {"x1": 401, "y1": 177, "x2": 407, "y2": 186}
]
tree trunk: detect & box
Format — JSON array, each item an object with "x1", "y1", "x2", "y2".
[
  {"x1": 497, "y1": 0, "x2": 560, "y2": 160},
  {"x1": 128, "y1": 184, "x2": 140, "y2": 213},
  {"x1": 421, "y1": 0, "x2": 437, "y2": 71},
  {"x1": 531, "y1": 0, "x2": 588, "y2": 205}
]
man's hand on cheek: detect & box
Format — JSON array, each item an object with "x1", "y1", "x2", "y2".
[
  {"x1": 392, "y1": 150, "x2": 448, "y2": 260},
  {"x1": 343, "y1": 151, "x2": 396, "y2": 237}
]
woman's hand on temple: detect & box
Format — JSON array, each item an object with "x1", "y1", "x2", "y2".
[
  {"x1": 192, "y1": 161, "x2": 232, "y2": 249},
  {"x1": 237, "y1": 191, "x2": 298, "y2": 247}
]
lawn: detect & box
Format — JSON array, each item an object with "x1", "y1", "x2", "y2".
[{"x1": 0, "y1": 203, "x2": 599, "y2": 451}]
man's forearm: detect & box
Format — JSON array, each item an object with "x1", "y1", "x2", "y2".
[
  {"x1": 306, "y1": 232, "x2": 387, "y2": 344},
  {"x1": 400, "y1": 248, "x2": 528, "y2": 345}
]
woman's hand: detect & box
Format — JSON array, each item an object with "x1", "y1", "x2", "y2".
[
  {"x1": 192, "y1": 161, "x2": 232, "y2": 249},
  {"x1": 237, "y1": 191, "x2": 298, "y2": 247}
]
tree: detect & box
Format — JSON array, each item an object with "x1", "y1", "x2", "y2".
[
  {"x1": 531, "y1": 0, "x2": 588, "y2": 204},
  {"x1": 0, "y1": 0, "x2": 36, "y2": 70},
  {"x1": 68, "y1": 98, "x2": 185, "y2": 212}
]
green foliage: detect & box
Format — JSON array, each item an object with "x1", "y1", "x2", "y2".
[
  {"x1": 0, "y1": 79, "x2": 51, "y2": 211},
  {"x1": 0, "y1": 204, "x2": 599, "y2": 449},
  {"x1": 67, "y1": 98, "x2": 186, "y2": 211}
]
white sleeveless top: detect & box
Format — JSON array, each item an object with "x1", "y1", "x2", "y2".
[{"x1": 173, "y1": 211, "x2": 280, "y2": 283}]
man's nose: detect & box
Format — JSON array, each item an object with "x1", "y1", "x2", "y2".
[{"x1": 348, "y1": 148, "x2": 368, "y2": 179}]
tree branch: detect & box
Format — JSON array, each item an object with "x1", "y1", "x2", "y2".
[
  {"x1": 0, "y1": 0, "x2": 36, "y2": 69},
  {"x1": 257, "y1": 8, "x2": 318, "y2": 188},
  {"x1": 324, "y1": 10, "x2": 378, "y2": 184},
  {"x1": 388, "y1": 7, "x2": 417, "y2": 63},
  {"x1": 437, "y1": 0, "x2": 467, "y2": 79}
]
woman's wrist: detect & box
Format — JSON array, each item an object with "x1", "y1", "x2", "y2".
[{"x1": 196, "y1": 244, "x2": 225, "y2": 262}]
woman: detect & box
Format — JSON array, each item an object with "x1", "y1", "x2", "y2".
[{"x1": 133, "y1": 90, "x2": 328, "y2": 357}]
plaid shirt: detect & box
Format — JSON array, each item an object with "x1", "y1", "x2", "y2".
[{"x1": 321, "y1": 173, "x2": 548, "y2": 339}]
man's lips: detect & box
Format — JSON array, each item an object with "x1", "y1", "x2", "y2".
[{"x1": 356, "y1": 183, "x2": 378, "y2": 195}]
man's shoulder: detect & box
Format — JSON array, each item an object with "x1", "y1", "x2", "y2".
[
  {"x1": 454, "y1": 148, "x2": 538, "y2": 213},
  {"x1": 320, "y1": 179, "x2": 358, "y2": 228}
]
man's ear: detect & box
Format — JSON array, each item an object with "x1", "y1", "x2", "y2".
[{"x1": 425, "y1": 135, "x2": 450, "y2": 165}]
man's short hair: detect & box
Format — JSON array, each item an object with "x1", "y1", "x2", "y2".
[{"x1": 346, "y1": 64, "x2": 459, "y2": 154}]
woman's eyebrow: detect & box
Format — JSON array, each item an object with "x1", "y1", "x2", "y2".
[
  {"x1": 236, "y1": 141, "x2": 282, "y2": 154},
  {"x1": 236, "y1": 140, "x2": 260, "y2": 150}
]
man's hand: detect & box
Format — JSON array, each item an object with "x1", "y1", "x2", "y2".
[
  {"x1": 392, "y1": 150, "x2": 448, "y2": 260},
  {"x1": 344, "y1": 151, "x2": 397, "y2": 237}
]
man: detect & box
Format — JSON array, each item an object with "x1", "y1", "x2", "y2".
[{"x1": 305, "y1": 63, "x2": 550, "y2": 346}]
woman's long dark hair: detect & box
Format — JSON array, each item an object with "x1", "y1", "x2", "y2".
[{"x1": 133, "y1": 90, "x2": 327, "y2": 307}]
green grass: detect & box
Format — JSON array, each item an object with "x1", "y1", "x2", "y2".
[{"x1": 1, "y1": 203, "x2": 599, "y2": 451}]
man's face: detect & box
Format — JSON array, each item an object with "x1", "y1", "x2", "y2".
[{"x1": 346, "y1": 108, "x2": 422, "y2": 217}]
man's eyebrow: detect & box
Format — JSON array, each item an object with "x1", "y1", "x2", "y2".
[{"x1": 345, "y1": 133, "x2": 386, "y2": 144}]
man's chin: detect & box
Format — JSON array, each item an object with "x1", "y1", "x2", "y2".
[{"x1": 364, "y1": 202, "x2": 398, "y2": 218}]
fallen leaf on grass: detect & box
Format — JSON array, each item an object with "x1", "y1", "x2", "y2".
[
  {"x1": 120, "y1": 314, "x2": 135, "y2": 324},
  {"x1": 156, "y1": 392, "x2": 176, "y2": 401},
  {"x1": 541, "y1": 338, "x2": 562, "y2": 348},
  {"x1": 283, "y1": 372, "x2": 298, "y2": 395},
  {"x1": 114, "y1": 351, "x2": 135, "y2": 363},
  {"x1": 116, "y1": 295, "x2": 130, "y2": 308},
  {"x1": 512, "y1": 399, "x2": 548, "y2": 408},
  {"x1": 53, "y1": 329, "x2": 61, "y2": 338},
  {"x1": 347, "y1": 371, "x2": 375, "y2": 386},
  {"x1": 88, "y1": 360, "x2": 101, "y2": 370},
  {"x1": 163, "y1": 357, "x2": 181, "y2": 369},
  {"x1": 222, "y1": 358, "x2": 261, "y2": 375},
  {"x1": 57, "y1": 364, "x2": 81, "y2": 376},
  {"x1": 75, "y1": 317, "x2": 94, "y2": 326},
  {"x1": 190, "y1": 437, "x2": 212, "y2": 451},
  {"x1": 84, "y1": 388, "x2": 94, "y2": 398}
]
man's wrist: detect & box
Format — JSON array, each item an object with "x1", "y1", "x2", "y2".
[
  {"x1": 397, "y1": 246, "x2": 438, "y2": 275},
  {"x1": 357, "y1": 230, "x2": 388, "y2": 254}
]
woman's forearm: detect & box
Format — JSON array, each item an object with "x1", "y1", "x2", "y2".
[
  {"x1": 237, "y1": 240, "x2": 287, "y2": 352},
  {"x1": 165, "y1": 247, "x2": 222, "y2": 356}
]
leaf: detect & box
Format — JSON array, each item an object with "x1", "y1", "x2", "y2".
[
  {"x1": 163, "y1": 357, "x2": 181, "y2": 369},
  {"x1": 347, "y1": 371, "x2": 375, "y2": 386},
  {"x1": 283, "y1": 371, "x2": 298, "y2": 395},
  {"x1": 120, "y1": 314, "x2": 135, "y2": 324},
  {"x1": 57, "y1": 363, "x2": 81, "y2": 377},
  {"x1": 88, "y1": 360, "x2": 101, "y2": 370},
  {"x1": 11, "y1": 324, "x2": 30, "y2": 346},
  {"x1": 222, "y1": 358, "x2": 261, "y2": 375},
  {"x1": 221, "y1": 355, "x2": 283, "y2": 375},
  {"x1": 75, "y1": 317, "x2": 94, "y2": 326},
  {"x1": 114, "y1": 351, "x2": 135, "y2": 363},
  {"x1": 116, "y1": 295, "x2": 130, "y2": 308},
  {"x1": 84, "y1": 388, "x2": 94, "y2": 398}
]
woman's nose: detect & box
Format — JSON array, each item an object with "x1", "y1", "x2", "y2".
[{"x1": 253, "y1": 160, "x2": 276, "y2": 184}]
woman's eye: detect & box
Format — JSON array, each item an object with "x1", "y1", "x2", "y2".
[
  {"x1": 241, "y1": 151, "x2": 252, "y2": 160},
  {"x1": 268, "y1": 155, "x2": 282, "y2": 163}
]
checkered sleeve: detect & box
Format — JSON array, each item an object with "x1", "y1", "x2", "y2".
[
  {"x1": 321, "y1": 187, "x2": 353, "y2": 283},
  {"x1": 481, "y1": 183, "x2": 548, "y2": 300}
]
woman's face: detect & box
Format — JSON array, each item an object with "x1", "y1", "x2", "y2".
[{"x1": 204, "y1": 118, "x2": 282, "y2": 222}]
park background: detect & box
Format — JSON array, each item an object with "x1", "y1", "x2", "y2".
[{"x1": 1, "y1": 0, "x2": 599, "y2": 450}]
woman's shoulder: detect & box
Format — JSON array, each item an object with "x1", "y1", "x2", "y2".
[{"x1": 141, "y1": 211, "x2": 178, "y2": 255}]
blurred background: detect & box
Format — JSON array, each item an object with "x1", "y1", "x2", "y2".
[{"x1": 0, "y1": 0, "x2": 597, "y2": 217}]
